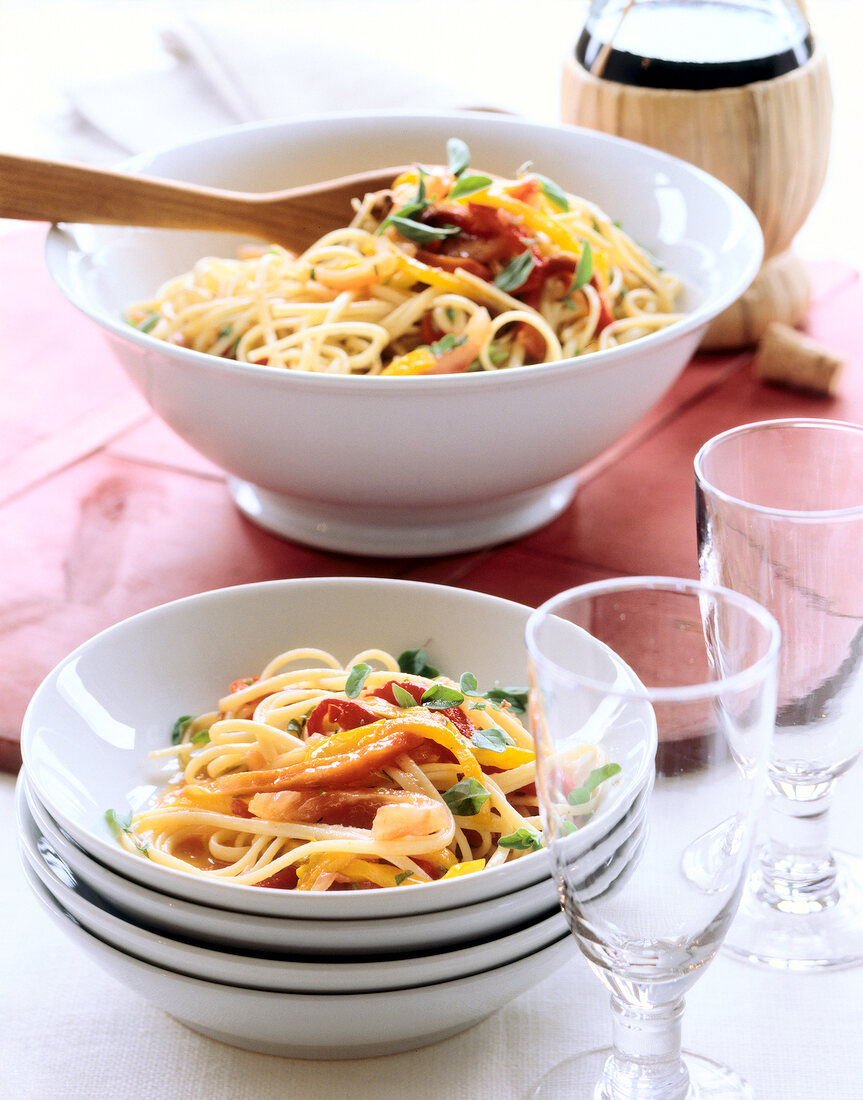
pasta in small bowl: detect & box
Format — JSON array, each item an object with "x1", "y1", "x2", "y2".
[
  {"x1": 44, "y1": 111, "x2": 762, "y2": 556},
  {"x1": 18, "y1": 577, "x2": 654, "y2": 1055}
]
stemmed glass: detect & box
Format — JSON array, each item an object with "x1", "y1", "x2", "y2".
[
  {"x1": 526, "y1": 577, "x2": 779, "y2": 1100},
  {"x1": 695, "y1": 417, "x2": 863, "y2": 970}
]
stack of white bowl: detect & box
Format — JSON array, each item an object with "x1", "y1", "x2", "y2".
[
  {"x1": 17, "y1": 770, "x2": 574, "y2": 1058},
  {"x1": 16, "y1": 577, "x2": 651, "y2": 1057},
  {"x1": 16, "y1": 578, "x2": 587, "y2": 1058}
]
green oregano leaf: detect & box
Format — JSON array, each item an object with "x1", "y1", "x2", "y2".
[
  {"x1": 533, "y1": 172, "x2": 570, "y2": 212},
  {"x1": 421, "y1": 683, "x2": 465, "y2": 709},
  {"x1": 449, "y1": 173, "x2": 492, "y2": 199},
  {"x1": 447, "y1": 137, "x2": 471, "y2": 177},
  {"x1": 171, "y1": 714, "x2": 195, "y2": 745},
  {"x1": 483, "y1": 687, "x2": 528, "y2": 715},
  {"x1": 398, "y1": 648, "x2": 440, "y2": 678},
  {"x1": 392, "y1": 684, "x2": 418, "y2": 708},
  {"x1": 498, "y1": 825, "x2": 543, "y2": 851},
  {"x1": 568, "y1": 762, "x2": 622, "y2": 805},
  {"x1": 442, "y1": 777, "x2": 490, "y2": 816},
  {"x1": 494, "y1": 250, "x2": 535, "y2": 293},
  {"x1": 389, "y1": 216, "x2": 461, "y2": 246},
  {"x1": 105, "y1": 808, "x2": 148, "y2": 854},
  {"x1": 570, "y1": 240, "x2": 594, "y2": 292},
  {"x1": 345, "y1": 662, "x2": 373, "y2": 698},
  {"x1": 471, "y1": 725, "x2": 515, "y2": 753}
]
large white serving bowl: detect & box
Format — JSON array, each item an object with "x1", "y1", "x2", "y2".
[
  {"x1": 44, "y1": 110, "x2": 763, "y2": 556},
  {"x1": 20, "y1": 774, "x2": 560, "y2": 954},
  {"x1": 21, "y1": 857, "x2": 578, "y2": 1059},
  {"x1": 21, "y1": 576, "x2": 652, "y2": 920}
]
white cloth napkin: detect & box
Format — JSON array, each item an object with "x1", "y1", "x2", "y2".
[{"x1": 64, "y1": 0, "x2": 574, "y2": 158}]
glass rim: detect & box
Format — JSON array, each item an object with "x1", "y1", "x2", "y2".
[
  {"x1": 694, "y1": 417, "x2": 863, "y2": 520},
  {"x1": 525, "y1": 575, "x2": 780, "y2": 703}
]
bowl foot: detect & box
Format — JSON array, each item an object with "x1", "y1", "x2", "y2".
[{"x1": 228, "y1": 474, "x2": 578, "y2": 557}]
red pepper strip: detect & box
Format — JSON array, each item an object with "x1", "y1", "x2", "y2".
[
  {"x1": 593, "y1": 276, "x2": 616, "y2": 332},
  {"x1": 305, "y1": 697, "x2": 380, "y2": 737},
  {"x1": 422, "y1": 203, "x2": 527, "y2": 269},
  {"x1": 228, "y1": 675, "x2": 258, "y2": 694},
  {"x1": 371, "y1": 680, "x2": 476, "y2": 740},
  {"x1": 414, "y1": 249, "x2": 491, "y2": 280},
  {"x1": 506, "y1": 177, "x2": 542, "y2": 204}
]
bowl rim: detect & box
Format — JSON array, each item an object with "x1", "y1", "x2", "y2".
[{"x1": 44, "y1": 107, "x2": 764, "y2": 389}]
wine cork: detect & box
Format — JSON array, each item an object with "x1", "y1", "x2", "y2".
[{"x1": 752, "y1": 321, "x2": 845, "y2": 396}]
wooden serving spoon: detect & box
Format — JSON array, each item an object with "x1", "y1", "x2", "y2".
[{"x1": 0, "y1": 152, "x2": 404, "y2": 251}]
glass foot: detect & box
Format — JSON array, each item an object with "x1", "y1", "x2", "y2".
[
  {"x1": 531, "y1": 1048, "x2": 755, "y2": 1099},
  {"x1": 724, "y1": 849, "x2": 863, "y2": 971}
]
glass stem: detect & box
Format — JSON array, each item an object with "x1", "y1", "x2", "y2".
[
  {"x1": 756, "y1": 786, "x2": 839, "y2": 914},
  {"x1": 600, "y1": 995, "x2": 690, "y2": 1100}
]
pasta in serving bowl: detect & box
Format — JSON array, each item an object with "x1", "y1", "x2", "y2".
[
  {"x1": 45, "y1": 110, "x2": 763, "y2": 555},
  {"x1": 126, "y1": 142, "x2": 684, "y2": 376}
]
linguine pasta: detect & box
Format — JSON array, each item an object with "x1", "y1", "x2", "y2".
[
  {"x1": 110, "y1": 645, "x2": 614, "y2": 892},
  {"x1": 126, "y1": 139, "x2": 684, "y2": 377}
]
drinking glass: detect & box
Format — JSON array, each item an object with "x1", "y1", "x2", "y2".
[
  {"x1": 695, "y1": 417, "x2": 863, "y2": 970},
  {"x1": 526, "y1": 577, "x2": 779, "y2": 1100}
]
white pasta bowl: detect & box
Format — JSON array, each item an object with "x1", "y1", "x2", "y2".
[
  {"x1": 21, "y1": 854, "x2": 578, "y2": 1058},
  {"x1": 20, "y1": 577, "x2": 647, "y2": 921},
  {"x1": 44, "y1": 109, "x2": 763, "y2": 556},
  {"x1": 19, "y1": 798, "x2": 567, "y2": 993},
  {"x1": 20, "y1": 773, "x2": 560, "y2": 955}
]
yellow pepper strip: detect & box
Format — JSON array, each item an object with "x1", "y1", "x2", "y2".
[
  {"x1": 470, "y1": 188, "x2": 582, "y2": 256},
  {"x1": 442, "y1": 859, "x2": 486, "y2": 879},
  {"x1": 393, "y1": 252, "x2": 475, "y2": 295},
  {"x1": 165, "y1": 785, "x2": 235, "y2": 816},
  {"x1": 295, "y1": 852, "x2": 353, "y2": 890},
  {"x1": 471, "y1": 745, "x2": 536, "y2": 771},
  {"x1": 381, "y1": 347, "x2": 436, "y2": 376},
  {"x1": 338, "y1": 858, "x2": 423, "y2": 889}
]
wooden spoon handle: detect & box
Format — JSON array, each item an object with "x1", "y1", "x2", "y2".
[{"x1": 0, "y1": 152, "x2": 280, "y2": 236}]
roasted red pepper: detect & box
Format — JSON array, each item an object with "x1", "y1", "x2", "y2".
[{"x1": 305, "y1": 697, "x2": 380, "y2": 737}]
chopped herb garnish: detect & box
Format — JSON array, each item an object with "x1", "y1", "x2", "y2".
[
  {"x1": 421, "y1": 683, "x2": 466, "y2": 709},
  {"x1": 134, "y1": 312, "x2": 160, "y2": 333},
  {"x1": 571, "y1": 241, "x2": 594, "y2": 292},
  {"x1": 398, "y1": 648, "x2": 440, "y2": 678},
  {"x1": 442, "y1": 777, "x2": 490, "y2": 816},
  {"x1": 287, "y1": 718, "x2": 305, "y2": 734},
  {"x1": 447, "y1": 137, "x2": 471, "y2": 178},
  {"x1": 487, "y1": 341, "x2": 509, "y2": 366},
  {"x1": 394, "y1": 870, "x2": 412, "y2": 886},
  {"x1": 568, "y1": 763, "x2": 622, "y2": 805},
  {"x1": 392, "y1": 683, "x2": 419, "y2": 708},
  {"x1": 429, "y1": 333, "x2": 466, "y2": 357},
  {"x1": 533, "y1": 172, "x2": 570, "y2": 212},
  {"x1": 105, "y1": 808, "x2": 148, "y2": 854},
  {"x1": 345, "y1": 662, "x2": 373, "y2": 698},
  {"x1": 483, "y1": 687, "x2": 529, "y2": 715},
  {"x1": 389, "y1": 216, "x2": 461, "y2": 246},
  {"x1": 471, "y1": 725, "x2": 515, "y2": 753},
  {"x1": 171, "y1": 714, "x2": 194, "y2": 745},
  {"x1": 459, "y1": 671, "x2": 478, "y2": 694},
  {"x1": 449, "y1": 174, "x2": 492, "y2": 200},
  {"x1": 499, "y1": 825, "x2": 543, "y2": 851},
  {"x1": 494, "y1": 250, "x2": 535, "y2": 293},
  {"x1": 191, "y1": 729, "x2": 210, "y2": 746}
]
